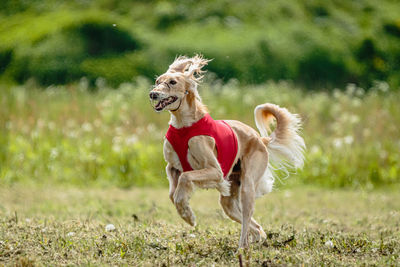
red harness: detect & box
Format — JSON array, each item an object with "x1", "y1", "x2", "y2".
[{"x1": 165, "y1": 114, "x2": 238, "y2": 178}]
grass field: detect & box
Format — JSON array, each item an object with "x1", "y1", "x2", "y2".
[
  {"x1": 1, "y1": 80, "x2": 399, "y2": 189},
  {"x1": 1, "y1": 80, "x2": 399, "y2": 265},
  {"x1": 1, "y1": 186, "x2": 399, "y2": 266}
]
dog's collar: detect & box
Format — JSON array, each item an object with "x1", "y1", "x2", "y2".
[{"x1": 170, "y1": 90, "x2": 189, "y2": 112}]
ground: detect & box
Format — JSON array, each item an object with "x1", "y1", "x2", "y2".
[{"x1": 0, "y1": 186, "x2": 399, "y2": 266}]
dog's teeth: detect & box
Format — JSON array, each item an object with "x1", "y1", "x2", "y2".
[{"x1": 155, "y1": 101, "x2": 163, "y2": 109}]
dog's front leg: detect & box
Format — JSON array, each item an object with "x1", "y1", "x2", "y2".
[
  {"x1": 166, "y1": 164, "x2": 180, "y2": 204},
  {"x1": 173, "y1": 168, "x2": 222, "y2": 226}
]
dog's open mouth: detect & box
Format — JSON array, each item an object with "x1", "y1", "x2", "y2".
[{"x1": 153, "y1": 96, "x2": 178, "y2": 112}]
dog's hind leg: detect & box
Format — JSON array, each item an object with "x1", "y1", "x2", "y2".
[
  {"x1": 220, "y1": 173, "x2": 266, "y2": 244},
  {"x1": 220, "y1": 194, "x2": 266, "y2": 242},
  {"x1": 238, "y1": 142, "x2": 269, "y2": 248},
  {"x1": 238, "y1": 176, "x2": 255, "y2": 249}
]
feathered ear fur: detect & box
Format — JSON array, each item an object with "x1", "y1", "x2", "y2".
[{"x1": 168, "y1": 55, "x2": 211, "y2": 82}]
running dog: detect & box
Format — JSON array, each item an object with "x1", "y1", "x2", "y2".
[{"x1": 149, "y1": 55, "x2": 305, "y2": 248}]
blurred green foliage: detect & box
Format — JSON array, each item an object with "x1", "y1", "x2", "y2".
[
  {"x1": 0, "y1": 0, "x2": 400, "y2": 89},
  {"x1": 0, "y1": 79, "x2": 399, "y2": 188}
]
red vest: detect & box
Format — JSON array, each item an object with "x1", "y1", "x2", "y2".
[{"x1": 165, "y1": 113, "x2": 238, "y2": 178}]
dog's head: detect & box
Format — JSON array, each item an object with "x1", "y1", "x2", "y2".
[{"x1": 149, "y1": 55, "x2": 211, "y2": 112}]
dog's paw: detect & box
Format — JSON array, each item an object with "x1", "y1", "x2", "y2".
[
  {"x1": 249, "y1": 228, "x2": 267, "y2": 243},
  {"x1": 175, "y1": 200, "x2": 196, "y2": 226},
  {"x1": 217, "y1": 179, "x2": 231, "y2": 197}
]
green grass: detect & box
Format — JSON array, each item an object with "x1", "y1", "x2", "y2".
[
  {"x1": 1, "y1": 78, "x2": 399, "y2": 265},
  {"x1": 1, "y1": 186, "x2": 399, "y2": 265},
  {"x1": 1, "y1": 80, "x2": 399, "y2": 188}
]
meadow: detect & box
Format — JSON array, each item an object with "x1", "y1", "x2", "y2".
[
  {"x1": 1, "y1": 79, "x2": 400, "y2": 265},
  {"x1": 1, "y1": 0, "x2": 400, "y2": 265},
  {"x1": 1, "y1": 186, "x2": 399, "y2": 265},
  {"x1": 1, "y1": 79, "x2": 399, "y2": 189}
]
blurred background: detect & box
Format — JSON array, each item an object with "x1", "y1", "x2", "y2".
[{"x1": 1, "y1": 0, "x2": 399, "y2": 189}]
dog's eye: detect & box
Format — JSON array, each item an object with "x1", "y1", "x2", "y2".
[{"x1": 169, "y1": 80, "x2": 177, "y2": 85}]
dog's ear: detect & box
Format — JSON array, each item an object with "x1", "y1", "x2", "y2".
[
  {"x1": 184, "y1": 55, "x2": 211, "y2": 82},
  {"x1": 168, "y1": 56, "x2": 193, "y2": 73},
  {"x1": 168, "y1": 55, "x2": 211, "y2": 82}
]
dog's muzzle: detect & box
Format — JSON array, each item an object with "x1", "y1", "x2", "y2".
[{"x1": 149, "y1": 92, "x2": 179, "y2": 112}]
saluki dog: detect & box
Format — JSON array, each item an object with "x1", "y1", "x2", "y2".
[{"x1": 149, "y1": 55, "x2": 305, "y2": 248}]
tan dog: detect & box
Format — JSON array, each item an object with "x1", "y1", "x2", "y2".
[{"x1": 149, "y1": 55, "x2": 305, "y2": 248}]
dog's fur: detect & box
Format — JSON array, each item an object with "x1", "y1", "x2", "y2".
[{"x1": 149, "y1": 55, "x2": 305, "y2": 248}]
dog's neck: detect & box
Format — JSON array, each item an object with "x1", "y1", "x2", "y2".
[{"x1": 169, "y1": 91, "x2": 207, "y2": 128}]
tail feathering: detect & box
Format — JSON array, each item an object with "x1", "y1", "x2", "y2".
[{"x1": 254, "y1": 103, "x2": 306, "y2": 171}]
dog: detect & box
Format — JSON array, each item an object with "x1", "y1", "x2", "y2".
[{"x1": 149, "y1": 55, "x2": 305, "y2": 248}]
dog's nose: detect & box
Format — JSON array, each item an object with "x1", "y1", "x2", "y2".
[{"x1": 149, "y1": 91, "x2": 159, "y2": 100}]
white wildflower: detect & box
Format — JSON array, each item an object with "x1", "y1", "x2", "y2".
[
  {"x1": 333, "y1": 138, "x2": 343, "y2": 149},
  {"x1": 352, "y1": 98, "x2": 361, "y2": 107},
  {"x1": 105, "y1": 224, "x2": 116, "y2": 232},
  {"x1": 94, "y1": 138, "x2": 101, "y2": 146},
  {"x1": 25, "y1": 218, "x2": 31, "y2": 223},
  {"x1": 67, "y1": 130, "x2": 78, "y2": 139},
  {"x1": 79, "y1": 77, "x2": 89, "y2": 91},
  {"x1": 349, "y1": 115, "x2": 359, "y2": 124},
  {"x1": 31, "y1": 130, "x2": 39, "y2": 139},
  {"x1": 95, "y1": 77, "x2": 107, "y2": 89},
  {"x1": 374, "y1": 81, "x2": 389, "y2": 93},
  {"x1": 343, "y1": 135, "x2": 354, "y2": 145},
  {"x1": 333, "y1": 89, "x2": 341, "y2": 99},
  {"x1": 310, "y1": 145, "x2": 321, "y2": 155},
  {"x1": 355, "y1": 88, "x2": 365, "y2": 97},
  {"x1": 82, "y1": 122, "x2": 93, "y2": 132},
  {"x1": 50, "y1": 148, "x2": 59, "y2": 159},
  {"x1": 189, "y1": 234, "x2": 196, "y2": 238},
  {"x1": 125, "y1": 134, "x2": 138, "y2": 145},
  {"x1": 112, "y1": 136, "x2": 123, "y2": 144},
  {"x1": 346, "y1": 83, "x2": 356, "y2": 95},
  {"x1": 67, "y1": 232, "x2": 75, "y2": 237},
  {"x1": 112, "y1": 144, "x2": 122, "y2": 153},
  {"x1": 325, "y1": 240, "x2": 334, "y2": 248}
]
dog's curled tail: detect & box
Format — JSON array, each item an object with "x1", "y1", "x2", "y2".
[{"x1": 254, "y1": 103, "x2": 305, "y2": 172}]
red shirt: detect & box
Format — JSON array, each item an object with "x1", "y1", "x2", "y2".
[{"x1": 165, "y1": 113, "x2": 238, "y2": 178}]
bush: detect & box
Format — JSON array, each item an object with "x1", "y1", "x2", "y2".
[
  {"x1": 7, "y1": 18, "x2": 142, "y2": 85},
  {"x1": 0, "y1": 48, "x2": 12, "y2": 74},
  {"x1": 1, "y1": 0, "x2": 400, "y2": 89}
]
